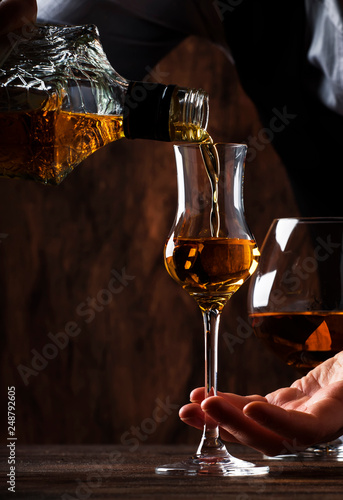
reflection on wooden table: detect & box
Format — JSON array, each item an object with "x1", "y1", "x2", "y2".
[{"x1": 1, "y1": 444, "x2": 343, "y2": 499}]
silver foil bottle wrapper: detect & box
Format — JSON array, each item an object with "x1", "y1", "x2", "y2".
[{"x1": 0, "y1": 23, "x2": 128, "y2": 115}]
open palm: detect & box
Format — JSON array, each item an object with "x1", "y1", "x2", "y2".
[{"x1": 180, "y1": 351, "x2": 343, "y2": 456}]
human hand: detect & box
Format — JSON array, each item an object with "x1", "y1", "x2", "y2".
[
  {"x1": 179, "y1": 351, "x2": 343, "y2": 456},
  {"x1": 0, "y1": 0, "x2": 37, "y2": 36}
]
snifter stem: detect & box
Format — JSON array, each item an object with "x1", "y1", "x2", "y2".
[{"x1": 196, "y1": 308, "x2": 227, "y2": 457}]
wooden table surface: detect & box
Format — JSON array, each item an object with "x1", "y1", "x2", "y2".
[{"x1": 1, "y1": 444, "x2": 343, "y2": 499}]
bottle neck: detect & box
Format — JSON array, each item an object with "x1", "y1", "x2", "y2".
[
  {"x1": 123, "y1": 82, "x2": 209, "y2": 142},
  {"x1": 123, "y1": 82, "x2": 175, "y2": 141},
  {"x1": 169, "y1": 87, "x2": 209, "y2": 142}
]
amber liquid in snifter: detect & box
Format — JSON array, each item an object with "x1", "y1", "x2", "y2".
[{"x1": 250, "y1": 311, "x2": 343, "y2": 373}]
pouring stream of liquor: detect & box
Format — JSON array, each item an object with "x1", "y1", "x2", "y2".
[{"x1": 200, "y1": 139, "x2": 220, "y2": 237}]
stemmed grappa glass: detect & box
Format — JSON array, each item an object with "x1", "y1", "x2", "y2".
[
  {"x1": 248, "y1": 217, "x2": 343, "y2": 459},
  {"x1": 155, "y1": 143, "x2": 269, "y2": 476}
]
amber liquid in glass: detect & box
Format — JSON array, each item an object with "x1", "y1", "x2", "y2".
[
  {"x1": 250, "y1": 311, "x2": 343, "y2": 373},
  {"x1": 165, "y1": 237, "x2": 259, "y2": 311},
  {"x1": 165, "y1": 136, "x2": 256, "y2": 311}
]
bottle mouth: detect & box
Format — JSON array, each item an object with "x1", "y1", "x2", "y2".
[
  {"x1": 179, "y1": 88, "x2": 209, "y2": 130},
  {"x1": 123, "y1": 83, "x2": 209, "y2": 142}
]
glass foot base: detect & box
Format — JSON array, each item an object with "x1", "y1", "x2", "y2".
[
  {"x1": 265, "y1": 437, "x2": 343, "y2": 461},
  {"x1": 155, "y1": 453, "x2": 269, "y2": 477}
]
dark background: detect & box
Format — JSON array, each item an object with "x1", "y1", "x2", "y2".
[{"x1": 1, "y1": 36, "x2": 300, "y2": 446}]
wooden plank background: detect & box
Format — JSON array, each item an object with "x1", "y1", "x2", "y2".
[{"x1": 0, "y1": 36, "x2": 299, "y2": 445}]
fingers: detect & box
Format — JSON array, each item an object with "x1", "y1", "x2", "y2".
[
  {"x1": 0, "y1": 0, "x2": 37, "y2": 36},
  {"x1": 190, "y1": 387, "x2": 266, "y2": 409},
  {"x1": 181, "y1": 394, "x2": 314, "y2": 456},
  {"x1": 179, "y1": 401, "x2": 242, "y2": 444},
  {"x1": 219, "y1": 393, "x2": 267, "y2": 410},
  {"x1": 190, "y1": 387, "x2": 206, "y2": 403},
  {"x1": 256, "y1": 381, "x2": 343, "y2": 445},
  {"x1": 243, "y1": 401, "x2": 320, "y2": 445},
  {"x1": 185, "y1": 378, "x2": 343, "y2": 456},
  {"x1": 179, "y1": 403, "x2": 216, "y2": 430},
  {"x1": 201, "y1": 396, "x2": 289, "y2": 456}
]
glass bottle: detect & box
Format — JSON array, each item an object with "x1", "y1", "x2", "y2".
[{"x1": 0, "y1": 24, "x2": 209, "y2": 185}]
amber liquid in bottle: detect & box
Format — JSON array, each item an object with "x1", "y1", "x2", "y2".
[
  {"x1": 0, "y1": 112, "x2": 212, "y2": 185},
  {"x1": 1, "y1": 24, "x2": 211, "y2": 184},
  {"x1": 250, "y1": 311, "x2": 343, "y2": 373},
  {"x1": 0, "y1": 107, "x2": 124, "y2": 184}
]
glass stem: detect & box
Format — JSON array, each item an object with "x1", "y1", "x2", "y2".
[{"x1": 196, "y1": 308, "x2": 228, "y2": 457}]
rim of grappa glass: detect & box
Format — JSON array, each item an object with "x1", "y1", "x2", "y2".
[{"x1": 174, "y1": 142, "x2": 248, "y2": 148}]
